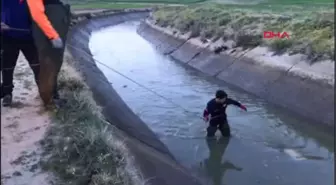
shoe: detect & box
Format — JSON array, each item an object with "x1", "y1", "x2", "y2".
[
  {"x1": 45, "y1": 103, "x2": 58, "y2": 112},
  {"x1": 0, "y1": 83, "x2": 4, "y2": 99},
  {"x1": 45, "y1": 98, "x2": 64, "y2": 111},
  {"x1": 53, "y1": 91, "x2": 60, "y2": 100},
  {"x1": 2, "y1": 94, "x2": 12, "y2": 107},
  {"x1": 53, "y1": 97, "x2": 66, "y2": 109}
]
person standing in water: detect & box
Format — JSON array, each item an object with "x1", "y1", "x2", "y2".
[{"x1": 203, "y1": 90, "x2": 247, "y2": 137}]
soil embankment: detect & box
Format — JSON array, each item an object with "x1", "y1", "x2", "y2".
[
  {"x1": 68, "y1": 9, "x2": 204, "y2": 185},
  {"x1": 137, "y1": 19, "x2": 334, "y2": 129}
]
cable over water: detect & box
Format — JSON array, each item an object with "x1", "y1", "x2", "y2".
[{"x1": 66, "y1": 43, "x2": 256, "y2": 119}]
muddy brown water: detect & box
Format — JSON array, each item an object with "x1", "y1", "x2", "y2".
[{"x1": 89, "y1": 21, "x2": 334, "y2": 185}]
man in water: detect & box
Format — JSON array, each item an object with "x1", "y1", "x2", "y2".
[
  {"x1": 203, "y1": 90, "x2": 247, "y2": 137},
  {"x1": 1, "y1": 0, "x2": 40, "y2": 106}
]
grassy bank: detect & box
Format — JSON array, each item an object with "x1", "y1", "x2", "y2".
[
  {"x1": 152, "y1": 1, "x2": 334, "y2": 62},
  {"x1": 69, "y1": 0, "x2": 193, "y2": 10},
  {"x1": 71, "y1": 2, "x2": 158, "y2": 10},
  {"x1": 69, "y1": 0, "x2": 204, "y2": 7},
  {"x1": 38, "y1": 56, "x2": 144, "y2": 185}
]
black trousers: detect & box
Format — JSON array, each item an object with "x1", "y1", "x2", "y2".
[
  {"x1": 1, "y1": 36, "x2": 40, "y2": 97},
  {"x1": 206, "y1": 117, "x2": 231, "y2": 137}
]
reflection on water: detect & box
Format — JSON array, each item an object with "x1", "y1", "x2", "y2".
[
  {"x1": 89, "y1": 21, "x2": 334, "y2": 185},
  {"x1": 202, "y1": 138, "x2": 242, "y2": 185}
]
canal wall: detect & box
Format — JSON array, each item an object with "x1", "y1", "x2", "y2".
[
  {"x1": 67, "y1": 10, "x2": 204, "y2": 185},
  {"x1": 137, "y1": 20, "x2": 334, "y2": 129}
]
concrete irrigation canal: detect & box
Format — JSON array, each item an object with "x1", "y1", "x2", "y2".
[{"x1": 85, "y1": 20, "x2": 333, "y2": 185}]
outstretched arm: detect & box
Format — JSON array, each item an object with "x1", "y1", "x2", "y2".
[
  {"x1": 227, "y1": 98, "x2": 247, "y2": 111},
  {"x1": 26, "y1": 0, "x2": 59, "y2": 40}
]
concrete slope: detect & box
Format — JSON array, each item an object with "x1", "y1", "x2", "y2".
[
  {"x1": 137, "y1": 22, "x2": 334, "y2": 130},
  {"x1": 68, "y1": 10, "x2": 204, "y2": 185}
]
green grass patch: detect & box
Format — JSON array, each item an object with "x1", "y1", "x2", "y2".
[
  {"x1": 211, "y1": 0, "x2": 333, "y2": 6},
  {"x1": 71, "y1": 2, "x2": 156, "y2": 10},
  {"x1": 69, "y1": 0, "x2": 204, "y2": 9},
  {"x1": 263, "y1": 0, "x2": 333, "y2": 4},
  {"x1": 39, "y1": 60, "x2": 144, "y2": 185},
  {"x1": 152, "y1": 3, "x2": 334, "y2": 62},
  {"x1": 95, "y1": 0, "x2": 204, "y2": 3}
]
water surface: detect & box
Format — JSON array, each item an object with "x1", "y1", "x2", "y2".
[{"x1": 89, "y1": 21, "x2": 334, "y2": 185}]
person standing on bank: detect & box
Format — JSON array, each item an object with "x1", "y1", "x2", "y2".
[
  {"x1": 203, "y1": 90, "x2": 247, "y2": 137},
  {"x1": 1, "y1": 0, "x2": 40, "y2": 106},
  {"x1": 26, "y1": 0, "x2": 70, "y2": 108}
]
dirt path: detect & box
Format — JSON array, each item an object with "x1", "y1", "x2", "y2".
[{"x1": 1, "y1": 54, "x2": 52, "y2": 185}]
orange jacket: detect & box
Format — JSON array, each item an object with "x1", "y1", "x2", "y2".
[{"x1": 26, "y1": 0, "x2": 59, "y2": 40}]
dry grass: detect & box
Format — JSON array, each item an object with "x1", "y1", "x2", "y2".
[
  {"x1": 152, "y1": 3, "x2": 334, "y2": 62},
  {"x1": 38, "y1": 58, "x2": 146, "y2": 185}
]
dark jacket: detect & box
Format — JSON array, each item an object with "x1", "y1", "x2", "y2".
[
  {"x1": 1, "y1": 0, "x2": 33, "y2": 40},
  {"x1": 203, "y1": 98, "x2": 242, "y2": 119}
]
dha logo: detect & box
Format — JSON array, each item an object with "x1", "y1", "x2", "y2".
[{"x1": 263, "y1": 31, "x2": 290, "y2": 39}]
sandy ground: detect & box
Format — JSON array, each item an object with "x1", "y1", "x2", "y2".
[{"x1": 1, "y1": 54, "x2": 52, "y2": 185}]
